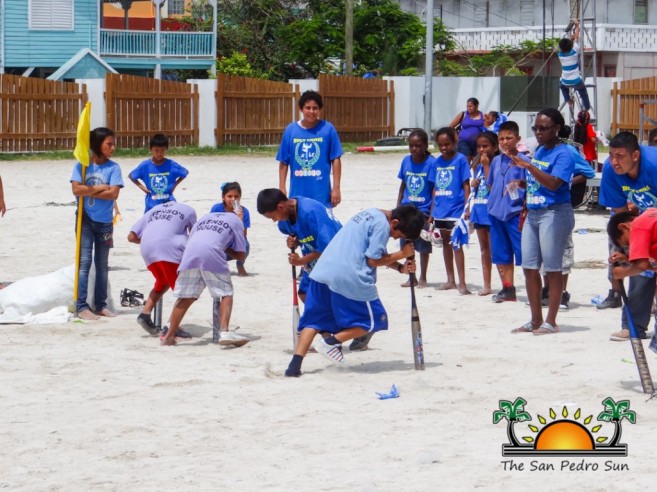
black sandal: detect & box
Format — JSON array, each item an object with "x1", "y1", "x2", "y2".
[{"x1": 120, "y1": 288, "x2": 144, "y2": 307}]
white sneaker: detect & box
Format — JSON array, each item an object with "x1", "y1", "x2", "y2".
[
  {"x1": 314, "y1": 337, "x2": 347, "y2": 365},
  {"x1": 218, "y1": 330, "x2": 249, "y2": 347}
]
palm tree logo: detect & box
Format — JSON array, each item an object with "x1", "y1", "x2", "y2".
[
  {"x1": 493, "y1": 397, "x2": 635, "y2": 457},
  {"x1": 492, "y1": 397, "x2": 532, "y2": 447}
]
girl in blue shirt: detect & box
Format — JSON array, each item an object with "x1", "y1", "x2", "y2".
[
  {"x1": 210, "y1": 182, "x2": 251, "y2": 276},
  {"x1": 466, "y1": 132, "x2": 499, "y2": 296},
  {"x1": 396, "y1": 129, "x2": 435, "y2": 288},
  {"x1": 510, "y1": 108, "x2": 575, "y2": 335},
  {"x1": 430, "y1": 127, "x2": 471, "y2": 294}
]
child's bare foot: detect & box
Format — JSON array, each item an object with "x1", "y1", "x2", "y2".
[
  {"x1": 436, "y1": 282, "x2": 456, "y2": 290},
  {"x1": 418, "y1": 279, "x2": 428, "y2": 289},
  {"x1": 478, "y1": 288, "x2": 492, "y2": 296},
  {"x1": 77, "y1": 309, "x2": 100, "y2": 320},
  {"x1": 459, "y1": 285, "x2": 472, "y2": 295},
  {"x1": 237, "y1": 266, "x2": 249, "y2": 277},
  {"x1": 96, "y1": 308, "x2": 117, "y2": 317},
  {"x1": 160, "y1": 337, "x2": 176, "y2": 346},
  {"x1": 400, "y1": 279, "x2": 418, "y2": 288}
]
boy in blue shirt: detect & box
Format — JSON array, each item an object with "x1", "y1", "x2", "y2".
[
  {"x1": 256, "y1": 188, "x2": 342, "y2": 302},
  {"x1": 281, "y1": 205, "x2": 425, "y2": 377},
  {"x1": 600, "y1": 131, "x2": 657, "y2": 341},
  {"x1": 487, "y1": 121, "x2": 528, "y2": 303},
  {"x1": 129, "y1": 133, "x2": 189, "y2": 213},
  {"x1": 277, "y1": 91, "x2": 343, "y2": 208}
]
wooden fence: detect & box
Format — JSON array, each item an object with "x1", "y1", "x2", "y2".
[
  {"x1": 0, "y1": 74, "x2": 87, "y2": 152},
  {"x1": 611, "y1": 76, "x2": 657, "y2": 135},
  {"x1": 318, "y1": 74, "x2": 394, "y2": 142},
  {"x1": 216, "y1": 74, "x2": 298, "y2": 146},
  {"x1": 105, "y1": 73, "x2": 199, "y2": 148}
]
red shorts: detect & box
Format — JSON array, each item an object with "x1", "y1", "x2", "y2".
[{"x1": 147, "y1": 261, "x2": 179, "y2": 292}]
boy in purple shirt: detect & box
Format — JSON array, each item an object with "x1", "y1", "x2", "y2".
[
  {"x1": 160, "y1": 212, "x2": 248, "y2": 347},
  {"x1": 128, "y1": 201, "x2": 197, "y2": 335}
]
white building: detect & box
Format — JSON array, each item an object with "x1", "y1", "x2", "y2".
[{"x1": 396, "y1": 0, "x2": 657, "y2": 79}]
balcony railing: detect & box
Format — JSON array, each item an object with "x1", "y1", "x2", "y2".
[
  {"x1": 99, "y1": 29, "x2": 214, "y2": 57},
  {"x1": 449, "y1": 24, "x2": 657, "y2": 53}
]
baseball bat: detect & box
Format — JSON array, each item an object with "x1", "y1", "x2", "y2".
[
  {"x1": 618, "y1": 280, "x2": 655, "y2": 395},
  {"x1": 409, "y1": 262, "x2": 425, "y2": 370},
  {"x1": 291, "y1": 247, "x2": 300, "y2": 351}
]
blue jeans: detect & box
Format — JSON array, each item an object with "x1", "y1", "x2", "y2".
[
  {"x1": 621, "y1": 273, "x2": 655, "y2": 338},
  {"x1": 76, "y1": 214, "x2": 113, "y2": 313},
  {"x1": 521, "y1": 203, "x2": 574, "y2": 272},
  {"x1": 560, "y1": 82, "x2": 591, "y2": 111}
]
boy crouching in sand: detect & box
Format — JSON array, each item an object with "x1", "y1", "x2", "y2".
[
  {"x1": 285, "y1": 205, "x2": 425, "y2": 377},
  {"x1": 160, "y1": 211, "x2": 248, "y2": 347}
]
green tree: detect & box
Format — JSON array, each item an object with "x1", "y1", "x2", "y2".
[
  {"x1": 215, "y1": 52, "x2": 263, "y2": 78},
  {"x1": 492, "y1": 398, "x2": 532, "y2": 446},
  {"x1": 597, "y1": 397, "x2": 636, "y2": 447}
]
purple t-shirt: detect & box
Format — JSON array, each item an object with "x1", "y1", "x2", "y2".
[
  {"x1": 459, "y1": 111, "x2": 485, "y2": 144},
  {"x1": 130, "y1": 202, "x2": 197, "y2": 266},
  {"x1": 178, "y1": 212, "x2": 246, "y2": 274}
]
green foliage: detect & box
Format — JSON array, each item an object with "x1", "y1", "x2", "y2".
[
  {"x1": 215, "y1": 0, "x2": 456, "y2": 80},
  {"x1": 445, "y1": 37, "x2": 561, "y2": 77},
  {"x1": 215, "y1": 52, "x2": 264, "y2": 78}
]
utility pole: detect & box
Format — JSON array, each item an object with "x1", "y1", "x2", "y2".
[
  {"x1": 345, "y1": 0, "x2": 354, "y2": 76},
  {"x1": 424, "y1": 0, "x2": 434, "y2": 136}
]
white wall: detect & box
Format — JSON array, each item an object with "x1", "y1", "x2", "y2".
[
  {"x1": 189, "y1": 79, "x2": 216, "y2": 147},
  {"x1": 76, "y1": 78, "x2": 106, "y2": 130}
]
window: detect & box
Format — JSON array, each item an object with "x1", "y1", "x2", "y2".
[
  {"x1": 635, "y1": 0, "x2": 648, "y2": 24},
  {"x1": 29, "y1": 0, "x2": 74, "y2": 30},
  {"x1": 168, "y1": 0, "x2": 186, "y2": 15}
]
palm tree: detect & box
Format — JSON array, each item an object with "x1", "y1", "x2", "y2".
[
  {"x1": 493, "y1": 397, "x2": 532, "y2": 446},
  {"x1": 597, "y1": 397, "x2": 636, "y2": 447}
]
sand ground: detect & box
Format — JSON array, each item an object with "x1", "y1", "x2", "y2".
[{"x1": 0, "y1": 153, "x2": 655, "y2": 491}]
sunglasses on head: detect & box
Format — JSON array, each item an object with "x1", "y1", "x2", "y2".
[{"x1": 531, "y1": 124, "x2": 556, "y2": 133}]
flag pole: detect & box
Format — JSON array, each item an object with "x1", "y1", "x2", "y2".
[{"x1": 73, "y1": 102, "x2": 91, "y2": 304}]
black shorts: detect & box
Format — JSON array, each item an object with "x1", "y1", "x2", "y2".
[{"x1": 434, "y1": 219, "x2": 456, "y2": 231}]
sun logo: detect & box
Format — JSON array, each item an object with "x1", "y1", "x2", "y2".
[{"x1": 493, "y1": 397, "x2": 635, "y2": 457}]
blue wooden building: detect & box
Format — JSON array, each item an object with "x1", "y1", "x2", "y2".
[{"x1": 0, "y1": 0, "x2": 217, "y2": 80}]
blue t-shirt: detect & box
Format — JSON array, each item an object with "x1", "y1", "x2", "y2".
[
  {"x1": 276, "y1": 120, "x2": 343, "y2": 207},
  {"x1": 277, "y1": 197, "x2": 342, "y2": 273},
  {"x1": 486, "y1": 154, "x2": 528, "y2": 222},
  {"x1": 70, "y1": 159, "x2": 124, "y2": 223},
  {"x1": 310, "y1": 208, "x2": 389, "y2": 302},
  {"x1": 469, "y1": 163, "x2": 490, "y2": 226},
  {"x1": 431, "y1": 152, "x2": 471, "y2": 219},
  {"x1": 600, "y1": 145, "x2": 657, "y2": 211},
  {"x1": 397, "y1": 154, "x2": 436, "y2": 213},
  {"x1": 526, "y1": 144, "x2": 574, "y2": 209},
  {"x1": 129, "y1": 158, "x2": 189, "y2": 212},
  {"x1": 210, "y1": 202, "x2": 251, "y2": 230}
]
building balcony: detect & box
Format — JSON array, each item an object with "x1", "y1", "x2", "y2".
[
  {"x1": 449, "y1": 24, "x2": 657, "y2": 53},
  {"x1": 99, "y1": 29, "x2": 214, "y2": 58}
]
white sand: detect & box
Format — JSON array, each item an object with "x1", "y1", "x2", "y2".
[{"x1": 0, "y1": 153, "x2": 655, "y2": 490}]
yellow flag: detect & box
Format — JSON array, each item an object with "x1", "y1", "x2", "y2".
[{"x1": 73, "y1": 101, "x2": 91, "y2": 167}]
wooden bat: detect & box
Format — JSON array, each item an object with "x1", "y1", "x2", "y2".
[
  {"x1": 291, "y1": 247, "x2": 300, "y2": 351},
  {"x1": 409, "y1": 266, "x2": 425, "y2": 370},
  {"x1": 618, "y1": 280, "x2": 654, "y2": 395}
]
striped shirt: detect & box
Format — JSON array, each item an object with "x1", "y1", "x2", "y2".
[{"x1": 558, "y1": 42, "x2": 582, "y2": 86}]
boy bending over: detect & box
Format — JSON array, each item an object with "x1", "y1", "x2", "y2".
[{"x1": 285, "y1": 205, "x2": 425, "y2": 377}]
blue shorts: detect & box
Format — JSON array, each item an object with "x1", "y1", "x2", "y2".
[
  {"x1": 298, "y1": 270, "x2": 311, "y2": 294},
  {"x1": 521, "y1": 203, "x2": 574, "y2": 272},
  {"x1": 299, "y1": 279, "x2": 388, "y2": 334},
  {"x1": 490, "y1": 215, "x2": 522, "y2": 266}
]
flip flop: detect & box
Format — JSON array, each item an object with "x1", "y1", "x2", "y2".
[
  {"x1": 533, "y1": 322, "x2": 559, "y2": 336},
  {"x1": 511, "y1": 321, "x2": 537, "y2": 334}
]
